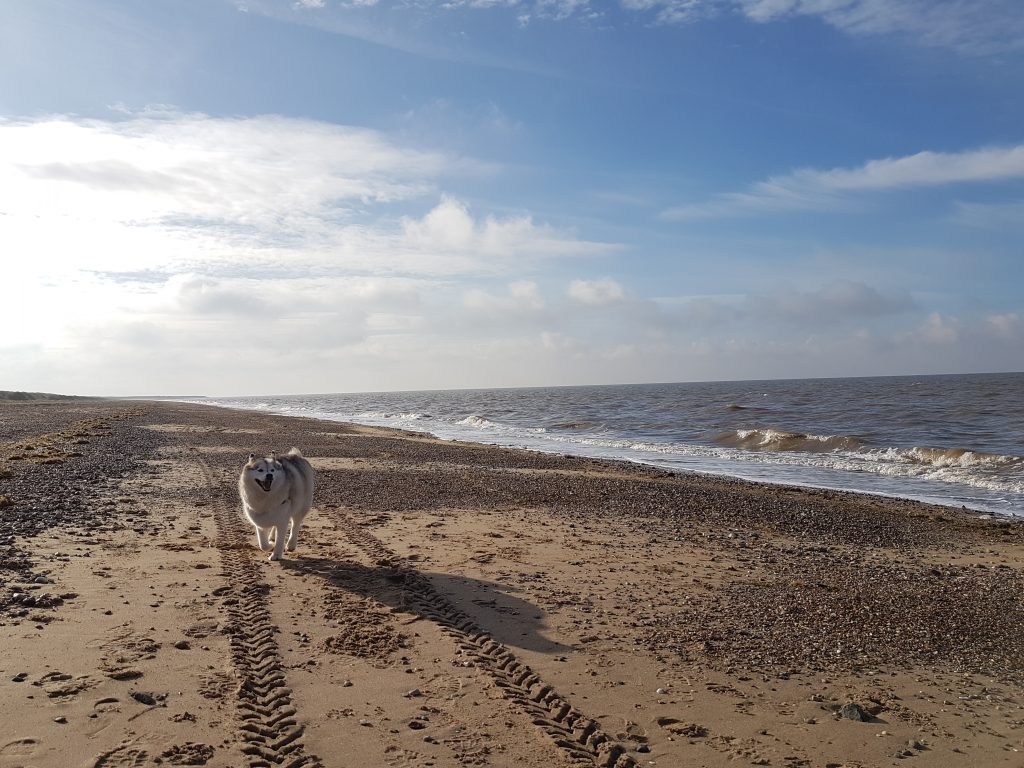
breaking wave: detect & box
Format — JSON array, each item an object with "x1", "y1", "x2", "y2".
[
  {"x1": 717, "y1": 427, "x2": 1022, "y2": 472},
  {"x1": 717, "y1": 428, "x2": 865, "y2": 453},
  {"x1": 457, "y1": 414, "x2": 493, "y2": 428},
  {"x1": 867, "y1": 446, "x2": 1023, "y2": 470}
]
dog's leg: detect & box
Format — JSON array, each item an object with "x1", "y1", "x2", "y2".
[
  {"x1": 286, "y1": 517, "x2": 302, "y2": 552},
  {"x1": 255, "y1": 525, "x2": 272, "y2": 551},
  {"x1": 269, "y1": 525, "x2": 286, "y2": 561}
]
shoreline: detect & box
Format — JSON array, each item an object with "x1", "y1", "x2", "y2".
[
  {"x1": 159, "y1": 397, "x2": 1024, "y2": 524},
  {"x1": 2, "y1": 398, "x2": 1024, "y2": 767}
]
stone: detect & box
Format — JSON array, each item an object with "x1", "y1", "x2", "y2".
[{"x1": 839, "y1": 703, "x2": 869, "y2": 721}]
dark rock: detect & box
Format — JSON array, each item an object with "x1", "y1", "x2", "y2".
[{"x1": 840, "y1": 703, "x2": 869, "y2": 721}]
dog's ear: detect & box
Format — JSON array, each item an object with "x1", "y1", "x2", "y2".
[
  {"x1": 270, "y1": 451, "x2": 278, "y2": 460},
  {"x1": 248, "y1": 453, "x2": 256, "y2": 463}
]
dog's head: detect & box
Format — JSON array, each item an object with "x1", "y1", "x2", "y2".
[{"x1": 244, "y1": 453, "x2": 282, "y2": 492}]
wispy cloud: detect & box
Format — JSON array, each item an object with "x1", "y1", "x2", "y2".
[
  {"x1": 663, "y1": 144, "x2": 1024, "y2": 220},
  {"x1": 619, "y1": 0, "x2": 1024, "y2": 55},
  {"x1": 952, "y1": 199, "x2": 1024, "y2": 230},
  {"x1": 244, "y1": 0, "x2": 1024, "y2": 56},
  {"x1": 734, "y1": 0, "x2": 1024, "y2": 56}
]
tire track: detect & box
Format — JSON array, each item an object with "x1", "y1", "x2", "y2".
[
  {"x1": 337, "y1": 509, "x2": 639, "y2": 768},
  {"x1": 196, "y1": 453, "x2": 321, "y2": 768}
]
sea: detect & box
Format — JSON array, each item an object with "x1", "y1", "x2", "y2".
[{"x1": 177, "y1": 372, "x2": 1024, "y2": 518}]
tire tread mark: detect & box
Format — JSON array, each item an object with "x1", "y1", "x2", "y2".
[
  {"x1": 195, "y1": 453, "x2": 322, "y2": 768},
  {"x1": 337, "y1": 509, "x2": 638, "y2": 768}
]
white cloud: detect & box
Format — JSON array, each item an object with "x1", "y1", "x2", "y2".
[
  {"x1": 1, "y1": 112, "x2": 459, "y2": 226},
  {"x1": 0, "y1": 112, "x2": 614, "y2": 281},
  {"x1": 663, "y1": 144, "x2": 1024, "y2": 219},
  {"x1": 618, "y1": 0, "x2": 1024, "y2": 55},
  {"x1": 917, "y1": 312, "x2": 960, "y2": 345},
  {"x1": 464, "y1": 280, "x2": 545, "y2": 312},
  {"x1": 567, "y1": 277, "x2": 626, "y2": 305},
  {"x1": 986, "y1": 312, "x2": 1022, "y2": 340},
  {"x1": 620, "y1": 0, "x2": 708, "y2": 24},
  {"x1": 402, "y1": 196, "x2": 615, "y2": 262},
  {"x1": 735, "y1": 0, "x2": 1024, "y2": 55}
]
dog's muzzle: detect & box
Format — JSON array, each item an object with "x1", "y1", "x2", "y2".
[{"x1": 256, "y1": 476, "x2": 273, "y2": 492}]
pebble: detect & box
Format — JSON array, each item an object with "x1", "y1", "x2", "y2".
[{"x1": 173, "y1": 640, "x2": 191, "y2": 650}]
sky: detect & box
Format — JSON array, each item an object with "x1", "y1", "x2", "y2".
[{"x1": 1, "y1": 0, "x2": 1022, "y2": 396}]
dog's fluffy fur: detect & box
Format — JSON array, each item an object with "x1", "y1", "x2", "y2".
[{"x1": 238, "y1": 448, "x2": 315, "y2": 561}]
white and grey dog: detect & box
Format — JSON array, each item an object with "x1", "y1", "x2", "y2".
[{"x1": 238, "y1": 448, "x2": 315, "y2": 561}]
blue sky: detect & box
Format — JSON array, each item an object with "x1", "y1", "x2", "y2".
[{"x1": 2, "y1": 0, "x2": 1022, "y2": 395}]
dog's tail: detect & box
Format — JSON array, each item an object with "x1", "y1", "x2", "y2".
[{"x1": 286, "y1": 447, "x2": 304, "y2": 458}]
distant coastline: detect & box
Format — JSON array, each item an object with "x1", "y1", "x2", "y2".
[{"x1": 0, "y1": 390, "x2": 94, "y2": 401}]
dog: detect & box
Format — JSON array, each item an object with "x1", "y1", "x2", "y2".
[{"x1": 238, "y1": 448, "x2": 315, "y2": 561}]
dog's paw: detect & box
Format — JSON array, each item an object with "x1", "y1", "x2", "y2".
[{"x1": 268, "y1": 553, "x2": 283, "y2": 562}]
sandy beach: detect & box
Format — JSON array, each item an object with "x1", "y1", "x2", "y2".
[{"x1": 2, "y1": 399, "x2": 1023, "y2": 768}]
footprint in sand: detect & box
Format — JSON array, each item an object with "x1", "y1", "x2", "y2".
[
  {"x1": 159, "y1": 743, "x2": 215, "y2": 766},
  {"x1": 615, "y1": 718, "x2": 648, "y2": 745},
  {"x1": 34, "y1": 671, "x2": 97, "y2": 700},
  {"x1": 0, "y1": 738, "x2": 39, "y2": 757},
  {"x1": 94, "y1": 697, "x2": 121, "y2": 713},
  {"x1": 656, "y1": 716, "x2": 708, "y2": 737},
  {"x1": 198, "y1": 671, "x2": 233, "y2": 700},
  {"x1": 383, "y1": 746, "x2": 427, "y2": 767},
  {"x1": 90, "y1": 743, "x2": 149, "y2": 768}
]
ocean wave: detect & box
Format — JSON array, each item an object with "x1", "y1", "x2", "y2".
[
  {"x1": 717, "y1": 428, "x2": 865, "y2": 453},
  {"x1": 353, "y1": 410, "x2": 431, "y2": 421},
  {"x1": 865, "y1": 446, "x2": 1023, "y2": 470},
  {"x1": 547, "y1": 421, "x2": 605, "y2": 431},
  {"x1": 457, "y1": 414, "x2": 493, "y2": 428}
]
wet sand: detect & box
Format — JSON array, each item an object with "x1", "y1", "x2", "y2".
[{"x1": 1, "y1": 399, "x2": 1023, "y2": 768}]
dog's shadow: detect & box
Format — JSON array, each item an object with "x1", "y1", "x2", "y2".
[{"x1": 281, "y1": 555, "x2": 572, "y2": 655}]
